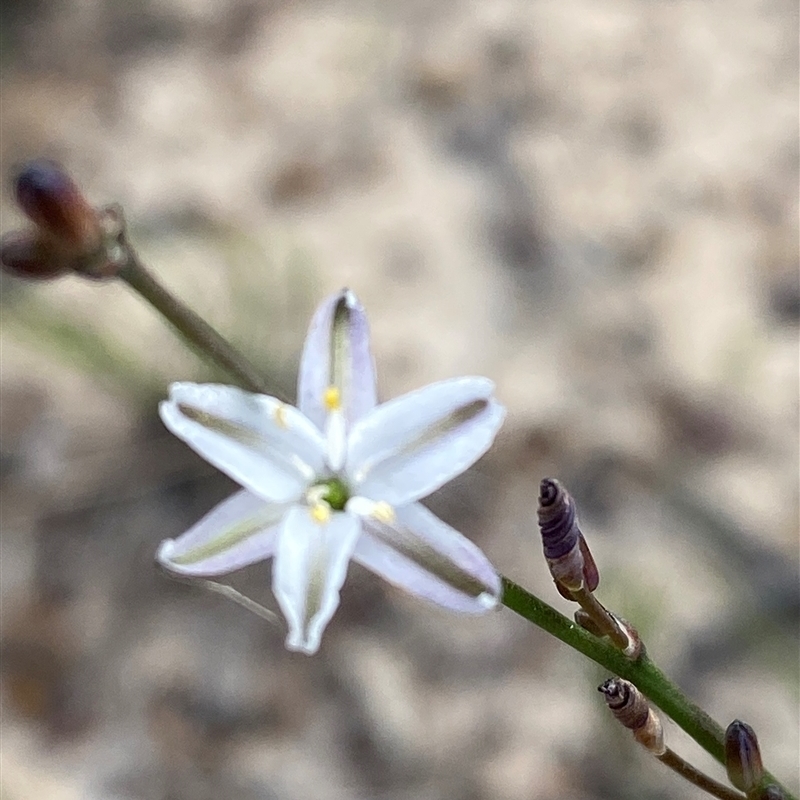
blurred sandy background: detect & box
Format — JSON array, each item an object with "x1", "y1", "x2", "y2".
[{"x1": 0, "y1": 1, "x2": 798, "y2": 798}]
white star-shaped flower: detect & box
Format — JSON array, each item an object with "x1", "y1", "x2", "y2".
[{"x1": 156, "y1": 289, "x2": 505, "y2": 654}]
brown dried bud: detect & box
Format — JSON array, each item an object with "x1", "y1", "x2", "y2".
[
  {"x1": 725, "y1": 720, "x2": 765, "y2": 792},
  {"x1": 599, "y1": 678, "x2": 665, "y2": 755},
  {"x1": 538, "y1": 478, "x2": 599, "y2": 598},
  {"x1": 0, "y1": 230, "x2": 70, "y2": 280},
  {"x1": 13, "y1": 161, "x2": 101, "y2": 253},
  {"x1": 574, "y1": 608, "x2": 606, "y2": 636}
]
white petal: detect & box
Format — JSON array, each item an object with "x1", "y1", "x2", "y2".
[
  {"x1": 297, "y1": 290, "x2": 377, "y2": 430},
  {"x1": 324, "y1": 408, "x2": 347, "y2": 472},
  {"x1": 352, "y1": 502, "x2": 501, "y2": 612},
  {"x1": 161, "y1": 383, "x2": 326, "y2": 504},
  {"x1": 346, "y1": 377, "x2": 505, "y2": 505},
  {"x1": 157, "y1": 490, "x2": 285, "y2": 576},
  {"x1": 272, "y1": 505, "x2": 361, "y2": 654}
]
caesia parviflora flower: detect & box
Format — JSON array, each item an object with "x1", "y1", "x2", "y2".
[{"x1": 156, "y1": 290, "x2": 505, "y2": 654}]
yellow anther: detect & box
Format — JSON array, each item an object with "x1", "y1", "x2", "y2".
[
  {"x1": 273, "y1": 403, "x2": 289, "y2": 429},
  {"x1": 323, "y1": 386, "x2": 341, "y2": 411},
  {"x1": 372, "y1": 501, "x2": 395, "y2": 524},
  {"x1": 310, "y1": 503, "x2": 331, "y2": 525}
]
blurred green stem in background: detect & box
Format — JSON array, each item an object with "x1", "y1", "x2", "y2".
[{"x1": 116, "y1": 232, "x2": 285, "y2": 400}]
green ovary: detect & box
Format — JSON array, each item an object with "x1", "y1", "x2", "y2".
[{"x1": 320, "y1": 477, "x2": 349, "y2": 511}]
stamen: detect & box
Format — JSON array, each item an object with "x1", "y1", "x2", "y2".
[
  {"x1": 310, "y1": 502, "x2": 331, "y2": 524},
  {"x1": 324, "y1": 388, "x2": 347, "y2": 471},
  {"x1": 345, "y1": 497, "x2": 396, "y2": 524},
  {"x1": 273, "y1": 403, "x2": 289, "y2": 429},
  {"x1": 323, "y1": 385, "x2": 341, "y2": 411},
  {"x1": 372, "y1": 501, "x2": 395, "y2": 524},
  {"x1": 306, "y1": 485, "x2": 327, "y2": 505}
]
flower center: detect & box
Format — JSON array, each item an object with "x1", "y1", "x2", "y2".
[{"x1": 315, "y1": 477, "x2": 350, "y2": 512}]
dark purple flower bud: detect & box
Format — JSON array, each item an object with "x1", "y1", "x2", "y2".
[
  {"x1": 538, "y1": 478, "x2": 577, "y2": 559},
  {"x1": 725, "y1": 719, "x2": 764, "y2": 792},
  {"x1": 538, "y1": 478, "x2": 599, "y2": 596},
  {"x1": 0, "y1": 230, "x2": 70, "y2": 280},
  {"x1": 599, "y1": 678, "x2": 665, "y2": 754},
  {"x1": 13, "y1": 161, "x2": 101, "y2": 253}
]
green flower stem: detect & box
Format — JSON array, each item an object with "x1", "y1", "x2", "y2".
[
  {"x1": 115, "y1": 238, "x2": 277, "y2": 398},
  {"x1": 501, "y1": 577, "x2": 796, "y2": 800}
]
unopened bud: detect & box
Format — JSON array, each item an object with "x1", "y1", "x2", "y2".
[
  {"x1": 538, "y1": 478, "x2": 599, "y2": 598},
  {"x1": 759, "y1": 786, "x2": 786, "y2": 799},
  {"x1": 14, "y1": 160, "x2": 101, "y2": 253},
  {"x1": 599, "y1": 678, "x2": 665, "y2": 755},
  {"x1": 0, "y1": 230, "x2": 70, "y2": 280},
  {"x1": 725, "y1": 719, "x2": 765, "y2": 792}
]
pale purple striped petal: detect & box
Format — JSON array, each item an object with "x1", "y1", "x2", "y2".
[
  {"x1": 272, "y1": 506, "x2": 362, "y2": 654},
  {"x1": 160, "y1": 383, "x2": 325, "y2": 504},
  {"x1": 157, "y1": 490, "x2": 284, "y2": 576},
  {"x1": 352, "y1": 502, "x2": 501, "y2": 611},
  {"x1": 346, "y1": 378, "x2": 505, "y2": 506},
  {"x1": 297, "y1": 290, "x2": 377, "y2": 431}
]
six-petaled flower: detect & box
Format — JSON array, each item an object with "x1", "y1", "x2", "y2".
[{"x1": 157, "y1": 289, "x2": 505, "y2": 654}]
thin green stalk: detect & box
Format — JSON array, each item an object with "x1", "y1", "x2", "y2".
[
  {"x1": 501, "y1": 577, "x2": 796, "y2": 800},
  {"x1": 116, "y1": 245, "x2": 279, "y2": 398}
]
